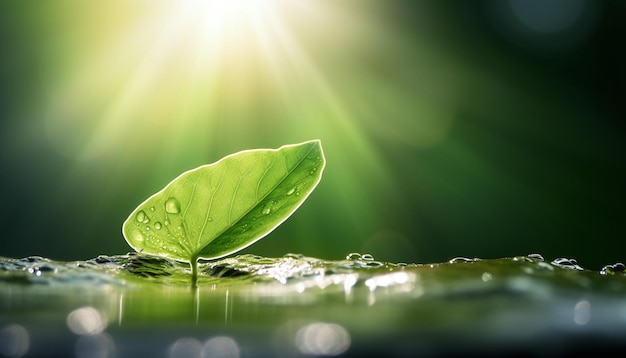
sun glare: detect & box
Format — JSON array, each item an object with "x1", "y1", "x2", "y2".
[
  {"x1": 45, "y1": 0, "x2": 297, "y2": 161},
  {"x1": 200, "y1": 0, "x2": 264, "y2": 16},
  {"x1": 40, "y1": 0, "x2": 398, "y2": 247}
]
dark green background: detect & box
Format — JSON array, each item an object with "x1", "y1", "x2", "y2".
[{"x1": 1, "y1": 1, "x2": 624, "y2": 269}]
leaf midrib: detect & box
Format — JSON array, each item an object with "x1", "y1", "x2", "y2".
[
  {"x1": 191, "y1": 143, "x2": 317, "y2": 258},
  {"x1": 195, "y1": 164, "x2": 228, "y2": 252}
]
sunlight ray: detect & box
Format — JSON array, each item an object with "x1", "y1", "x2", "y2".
[{"x1": 43, "y1": 0, "x2": 400, "y2": 243}]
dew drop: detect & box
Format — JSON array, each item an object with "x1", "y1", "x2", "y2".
[
  {"x1": 27, "y1": 267, "x2": 42, "y2": 276},
  {"x1": 287, "y1": 188, "x2": 296, "y2": 195},
  {"x1": 346, "y1": 253, "x2": 361, "y2": 261},
  {"x1": 261, "y1": 201, "x2": 277, "y2": 215},
  {"x1": 528, "y1": 253, "x2": 544, "y2": 261},
  {"x1": 361, "y1": 253, "x2": 375, "y2": 261},
  {"x1": 145, "y1": 226, "x2": 150, "y2": 231},
  {"x1": 207, "y1": 217, "x2": 213, "y2": 222},
  {"x1": 135, "y1": 211, "x2": 147, "y2": 223},
  {"x1": 165, "y1": 197, "x2": 181, "y2": 214},
  {"x1": 164, "y1": 220, "x2": 170, "y2": 226},
  {"x1": 552, "y1": 257, "x2": 583, "y2": 270},
  {"x1": 600, "y1": 266, "x2": 612, "y2": 276},
  {"x1": 154, "y1": 222, "x2": 162, "y2": 230},
  {"x1": 449, "y1": 257, "x2": 478, "y2": 264},
  {"x1": 600, "y1": 262, "x2": 624, "y2": 276},
  {"x1": 150, "y1": 207, "x2": 155, "y2": 212}
]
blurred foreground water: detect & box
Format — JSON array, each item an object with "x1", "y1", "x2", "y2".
[{"x1": 1, "y1": 253, "x2": 626, "y2": 357}]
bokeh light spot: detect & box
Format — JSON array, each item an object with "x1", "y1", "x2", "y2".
[
  {"x1": 202, "y1": 336, "x2": 240, "y2": 358},
  {"x1": 168, "y1": 337, "x2": 203, "y2": 358},
  {"x1": 294, "y1": 322, "x2": 350, "y2": 356},
  {"x1": 0, "y1": 324, "x2": 30, "y2": 358},
  {"x1": 574, "y1": 300, "x2": 591, "y2": 326},
  {"x1": 74, "y1": 333, "x2": 116, "y2": 358},
  {"x1": 488, "y1": 0, "x2": 600, "y2": 53},
  {"x1": 66, "y1": 306, "x2": 108, "y2": 335},
  {"x1": 509, "y1": 0, "x2": 587, "y2": 34}
]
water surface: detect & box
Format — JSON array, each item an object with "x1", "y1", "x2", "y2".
[{"x1": 1, "y1": 253, "x2": 626, "y2": 357}]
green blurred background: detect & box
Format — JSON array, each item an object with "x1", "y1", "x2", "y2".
[{"x1": 1, "y1": 0, "x2": 624, "y2": 269}]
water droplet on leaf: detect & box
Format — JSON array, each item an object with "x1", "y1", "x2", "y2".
[
  {"x1": 600, "y1": 262, "x2": 624, "y2": 276},
  {"x1": 135, "y1": 211, "x2": 147, "y2": 223},
  {"x1": 600, "y1": 265, "x2": 615, "y2": 276},
  {"x1": 260, "y1": 200, "x2": 277, "y2": 215},
  {"x1": 165, "y1": 197, "x2": 181, "y2": 214},
  {"x1": 346, "y1": 253, "x2": 361, "y2": 261},
  {"x1": 449, "y1": 257, "x2": 478, "y2": 264},
  {"x1": 552, "y1": 258, "x2": 583, "y2": 270},
  {"x1": 154, "y1": 222, "x2": 162, "y2": 230},
  {"x1": 287, "y1": 188, "x2": 296, "y2": 195},
  {"x1": 361, "y1": 253, "x2": 374, "y2": 261}
]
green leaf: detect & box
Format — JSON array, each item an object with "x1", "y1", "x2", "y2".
[{"x1": 122, "y1": 140, "x2": 325, "y2": 264}]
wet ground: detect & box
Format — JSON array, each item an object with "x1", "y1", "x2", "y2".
[{"x1": 1, "y1": 253, "x2": 626, "y2": 357}]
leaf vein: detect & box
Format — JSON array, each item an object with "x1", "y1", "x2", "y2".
[
  {"x1": 255, "y1": 158, "x2": 276, "y2": 202},
  {"x1": 196, "y1": 164, "x2": 227, "y2": 251},
  {"x1": 228, "y1": 160, "x2": 256, "y2": 225},
  {"x1": 181, "y1": 175, "x2": 201, "y2": 250},
  {"x1": 218, "y1": 144, "x2": 317, "y2": 243}
]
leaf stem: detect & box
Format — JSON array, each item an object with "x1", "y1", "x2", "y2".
[{"x1": 190, "y1": 256, "x2": 199, "y2": 288}]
